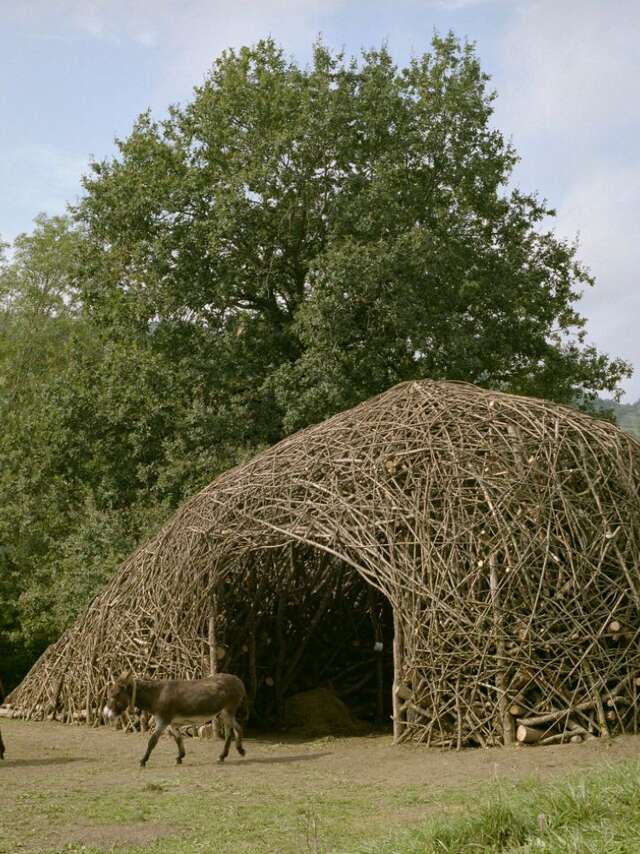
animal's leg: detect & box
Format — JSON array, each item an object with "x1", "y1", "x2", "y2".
[
  {"x1": 167, "y1": 725, "x2": 186, "y2": 764},
  {"x1": 0, "y1": 729, "x2": 5, "y2": 760},
  {"x1": 217, "y1": 710, "x2": 234, "y2": 763},
  {"x1": 232, "y1": 714, "x2": 245, "y2": 757},
  {"x1": 140, "y1": 720, "x2": 167, "y2": 768}
]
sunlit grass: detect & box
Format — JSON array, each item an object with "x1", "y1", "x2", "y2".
[{"x1": 357, "y1": 760, "x2": 640, "y2": 853}]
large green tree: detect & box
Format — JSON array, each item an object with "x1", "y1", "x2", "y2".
[
  {"x1": 0, "y1": 215, "x2": 87, "y2": 677},
  {"x1": 0, "y1": 217, "x2": 194, "y2": 668},
  {"x1": 77, "y1": 35, "x2": 629, "y2": 434},
  {"x1": 0, "y1": 214, "x2": 262, "y2": 683}
]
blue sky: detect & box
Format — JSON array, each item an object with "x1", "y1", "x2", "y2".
[{"x1": 2, "y1": 0, "x2": 639, "y2": 398}]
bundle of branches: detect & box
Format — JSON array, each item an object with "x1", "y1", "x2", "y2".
[{"x1": 7, "y1": 380, "x2": 640, "y2": 748}]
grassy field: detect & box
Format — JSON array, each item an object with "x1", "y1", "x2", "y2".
[
  {"x1": 358, "y1": 761, "x2": 640, "y2": 853},
  {"x1": 2, "y1": 719, "x2": 639, "y2": 853}
]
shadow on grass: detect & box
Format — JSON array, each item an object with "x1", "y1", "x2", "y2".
[
  {"x1": 129, "y1": 751, "x2": 333, "y2": 769},
  {"x1": 2, "y1": 756, "x2": 90, "y2": 768},
  {"x1": 237, "y1": 751, "x2": 333, "y2": 766}
]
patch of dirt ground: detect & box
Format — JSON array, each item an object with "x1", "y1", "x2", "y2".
[
  {"x1": 34, "y1": 822, "x2": 175, "y2": 851},
  {"x1": 1, "y1": 718, "x2": 639, "y2": 852}
]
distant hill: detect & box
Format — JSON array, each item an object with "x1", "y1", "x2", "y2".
[{"x1": 593, "y1": 397, "x2": 640, "y2": 440}]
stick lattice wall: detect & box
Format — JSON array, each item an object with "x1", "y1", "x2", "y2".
[{"x1": 8, "y1": 381, "x2": 640, "y2": 747}]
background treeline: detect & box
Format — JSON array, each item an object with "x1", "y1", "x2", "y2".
[
  {"x1": 0, "y1": 36, "x2": 632, "y2": 689},
  {"x1": 593, "y1": 398, "x2": 640, "y2": 439}
]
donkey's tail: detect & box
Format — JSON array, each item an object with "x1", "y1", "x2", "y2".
[{"x1": 237, "y1": 690, "x2": 249, "y2": 723}]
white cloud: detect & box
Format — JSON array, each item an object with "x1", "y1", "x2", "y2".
[
  {"x1": 557, "y1": 165, "x2": 640, "y2": 293},
  {"x1": 143, "y1": 0, "x2": 347, "y2": 99},
  {"x1": 4, "y1": 0, "x2": 347, "y2": 99},
  {"x1": 0, "y1": 144, "x2": 88, "y2": 243},
  {"x1": 552, "y1": 162, "x2": 640, "y2": 397},
  {"x1": 494, "y1": 0, "x2": 640, "y2": 398},
  {"x1": 136, "y1": 29, "x2": 159, "y2": 48},
  {"x1": 4, "y1": 0, "x2": 342, "y2": 50},
  {"x1": 434, "y1": 0, "x2": 512, "y2": 7},
  {"x1": 499, "y1": 0, "x2": 640, "y2": 138}
]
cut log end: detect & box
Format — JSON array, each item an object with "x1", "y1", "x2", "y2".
[{"x1": 516, "y1": 724, "x2": 544, "y2": 744}]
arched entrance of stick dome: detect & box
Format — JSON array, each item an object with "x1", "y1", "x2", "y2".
[{"x1": 207, "y1": 538, "x2": 396, "y2": 733}]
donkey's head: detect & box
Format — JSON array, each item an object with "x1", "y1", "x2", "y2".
[{"x1": 103, "y1": 670, "x2": 134, "y2": 721}]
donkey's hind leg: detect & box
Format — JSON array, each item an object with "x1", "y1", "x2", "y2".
[
  {"x1": 167, "y1": 725, "x2": 186, "y2": 765},
  {"x1": 232, "y1": 714, "x2": 245, "y2": 757},
  {"x1": 217, "y1": 710, "x2": 234, "y2": 763},
  {"x1": 218, "y1": 709, "x2": 245, "y2": 761}
]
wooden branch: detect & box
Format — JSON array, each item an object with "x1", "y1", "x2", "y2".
[{"x1": 392, "y1": 608, "x2": 405, "y2": 744}]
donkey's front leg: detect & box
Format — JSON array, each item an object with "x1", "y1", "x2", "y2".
[{"x1": 140, "y1": 720, "x2": 167, "y2": 767}]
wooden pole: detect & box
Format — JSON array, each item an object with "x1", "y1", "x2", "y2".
[
  {"x1": 490, "y1": 555, "x2": 513, "y2": 746},
  {"x1": 208, "y1": 592, "x2": 222, "y2": 738},
  {"x1": 247, "y1": 570, "x2": 258, "y2": 717},
  {"x1": 208, "y1": 596, "x2": 218, "y2": 677},
  {"x1": 274, "y1": 593, "x2": 287, "y2": 722},
  {"x1": 585, "y1": 664, "x2": 610, "y2": 739},
  {"x1": 367, "y1": 586, "x2": 384, "y2": 724},
  {"x1": 392, "y1": 606, "x2": 405, "y2": 744}
]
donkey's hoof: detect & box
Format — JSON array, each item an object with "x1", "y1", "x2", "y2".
[
  {"x1": 237, "y1": 746, "x2": 246, "y2": 757},
  {"x1": 176, "y1": 757, "x2": 182, "y2": 765},
  {"x1": 139, "y1": 761, "x2": 147, "y2": 768},
  {"x1": 217, "y1": 756, "x2": 225, "y2": 764}
]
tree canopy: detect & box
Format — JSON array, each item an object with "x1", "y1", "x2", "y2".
[
  {"x1": 77, "y1": 35, "x2": 629, "y2": 427},
  {"x1": 0, "y1": 34, "x2": 631, "y2": 687}
]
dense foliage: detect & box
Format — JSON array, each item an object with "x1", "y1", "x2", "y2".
[{"x1": 0, "y1": 35, "x2": 631, "y2": 688}]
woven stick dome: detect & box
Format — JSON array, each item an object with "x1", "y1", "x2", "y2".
[{"x1": 9, "y1": 380, "x2": 640, "y2": 747}]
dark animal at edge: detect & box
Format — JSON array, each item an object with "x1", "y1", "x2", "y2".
[
  {"x1": 103, "y1": 671, "x2": 246, "y2": 768},
  {"x1": 0, "y1": 676, "x2": 5, "y2": 759}
]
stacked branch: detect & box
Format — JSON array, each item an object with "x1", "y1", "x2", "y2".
[{"x1": 7, "y1": 380, "x2": 640, "y2": 747}]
